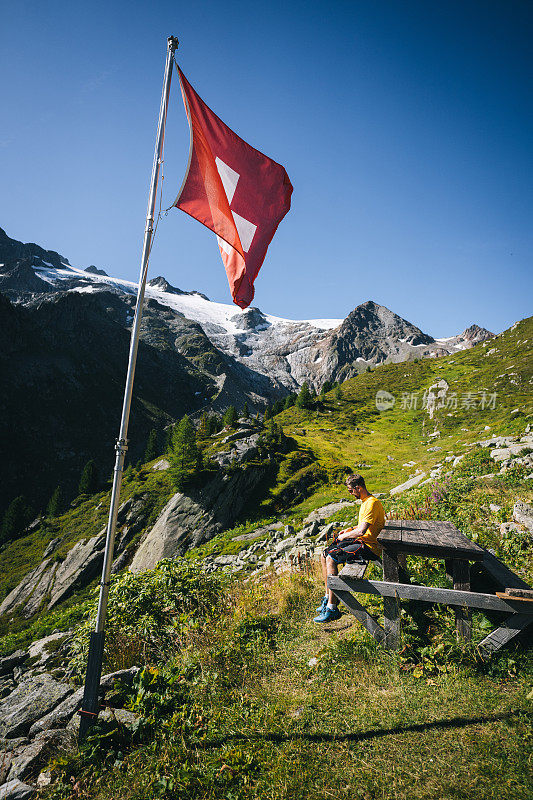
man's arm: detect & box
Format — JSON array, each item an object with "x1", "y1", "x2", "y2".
[{"x1": 336, "y1": 521, "x2": 370, "y2": 541}]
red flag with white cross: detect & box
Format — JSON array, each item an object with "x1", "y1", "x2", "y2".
[{"x1": 173, "y1": 68, "x2": 293, "y2": 309}]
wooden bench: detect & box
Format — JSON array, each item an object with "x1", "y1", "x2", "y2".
[{"x1": 328, "y1": 520, "x2": 533, "y2": 655}]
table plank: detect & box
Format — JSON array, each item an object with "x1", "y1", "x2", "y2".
[
  {"x1": 327, "y1": 577, "x2": 533, "y2": 614},
  {"x1": 379, "y1": 520, "x2": 485, "y2": 560}
]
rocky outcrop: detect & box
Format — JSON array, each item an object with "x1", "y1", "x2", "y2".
[
  {"x1": 131, "y1": 434, "x2": 270, "y2": 572},
  {"x1": 0, "y1": 498, "x2": 149, "y2": 620},
  {"x1": 390, "y1": 473, "x2": 427, "y2": 495},
  {"x1": 0, "y1": 676, "x2": 72, "y2": 739},
  {"x1": 0, "y1": 661, "x2": 139, "y2": 796}
]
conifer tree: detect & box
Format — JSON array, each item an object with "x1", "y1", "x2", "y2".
[
  {"x1": 78, "y1": 460, "x2": 99, "y2": 495},
  {"x1": 223, "y1": 405, "x2": 238, "y2": 428},
  {"x1": 46, "y1": 486, "x2": 63, "y2": 518},
  {"x1": 272, "y1": 400, "x2": 284, "y2": 416},
  {"x1": 334, "y1": 384, "x2": 343, "y2": 401},
  {"x1": 284, "y1": 394, "x2": 295, "y2": 410},
  {"x1": 171, "y1": 415, "x2": 200, "y2": 490},
  {"x1": 1, "y1": 496, "x2": 32, "y2": 545},
  {"x1": 241, "y1": 401, "x2": 249, "y2": 419},
  {"x1": 144, "y1": 429, "x2": 159, "y2": 463},
  {"x1": 319, "y1": 386, "x2": 326, "y2": 401},
  {"x1": 296, "y1": 381, "x2": 312, "y2": 409},
  {"x1": 197, "y1": 413, "x2": 211, "y2": 440}
]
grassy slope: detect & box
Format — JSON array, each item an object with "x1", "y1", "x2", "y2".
[{"x1": 281, "y1": 315, "x2": 532, "y2": 492}]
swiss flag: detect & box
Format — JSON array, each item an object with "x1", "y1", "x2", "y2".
[{"x1": 174, "y1": 68, "x2": 293, "y2": 309}]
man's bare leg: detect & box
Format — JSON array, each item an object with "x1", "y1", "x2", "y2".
[
  {"x1": 321, "y1": 552, "x2": 328, "y2": 595},
  {"x1": 326, "y1": 555, "x2": 339, "y2": 606}
]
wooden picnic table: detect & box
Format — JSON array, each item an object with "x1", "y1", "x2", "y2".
[{"x1": 328, "y1": 519, "x2": 533, "y2": 655}]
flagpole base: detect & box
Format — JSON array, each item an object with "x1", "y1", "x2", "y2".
[{"x1": 78, "y1": 631, "x2": 105, "y2": 742}]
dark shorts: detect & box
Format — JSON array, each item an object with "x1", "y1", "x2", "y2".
[{"x1": 323, "y1": 538, "x2": 377, "y2": 564}]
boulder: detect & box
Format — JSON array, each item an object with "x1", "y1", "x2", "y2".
[
  {"x1": 315, "y1": 522, "x2": 336, "y2": 543},
  {"x1": 0, "y1": 780, "x2": 36, "y2": 799},
  {"x1": 7, "y1": 729, "x2": 75, "y2": 782},
  {"x1": 0, "y1": 653, "x2": 28, "y2": 677},
  {"x1": 130, "y1": 441, "x2": 270, "y2": 571},
  {"x1": 47, "y1": 532, "x2": 106, "y2": 609},
  {"x1": 303, "y1": 501, "x2": 354, "y2": 525},
  {"x1": 28, "y1": 688, "x2": 83, "y2": 738},
  {"x1": 26, "y1": 632, "x2": 70, "y2": 670},
  {"x1": 513, "y1": 502, "x2": 533, "y2": 534},
  {"x1": 274, "y1": 537, "x2": 298, "y2": 556},
  {"x1": 390, "y1": 473, "x2": 427, "y2": 496},
  {"x1": 0, "y1": 676, "x2": 72, "y2": 739}
]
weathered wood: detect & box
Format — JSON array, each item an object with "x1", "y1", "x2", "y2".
[
  {"x1": 330, "y1": 588, "x2": 386, "y2": 644},
  {"x1": 379, "y1": 519, "x2": 485, "y2": 561},
  {"x1": 478, "y1": 613, "x2": 533, "y2": 655},
  {"x1": 339, "y1": 562, "x2": 370, "y2": 580},
  {"x1": 326, "y1": 577, "x2": 533, "y2": 615},
  {"x1": 503, "y1": 587, "x2": 533, "y2": 599},
  {"x1": 479, "y1": 548, "x2": 531, "y2": 590},
  {"x1": 382, "y1": 551, "x2": 401, "y2": 650},
  {"x1": 453, "y1": 559, "x2": 472, "y2": 641}
]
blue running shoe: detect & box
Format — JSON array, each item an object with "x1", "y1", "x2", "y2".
[
  {"x1": 316, "y1": 595, "x2": 328, "y2": 613},
  {"x1": 313, "y1": 607, "x2": 342, "y2": 623}
]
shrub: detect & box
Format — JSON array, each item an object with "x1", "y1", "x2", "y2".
[{"x1": 69, "y1": 559, "x2": 226, "y2": 677}]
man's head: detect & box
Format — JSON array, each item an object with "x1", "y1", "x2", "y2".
[{"x1": 345, "y1": 474, "x2": 367, "y2": 499}]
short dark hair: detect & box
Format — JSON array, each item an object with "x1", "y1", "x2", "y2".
[{"x1": 346, "y1": 474, "x2": 366, "y2": 489}]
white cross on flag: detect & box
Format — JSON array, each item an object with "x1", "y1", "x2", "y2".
[{"x1": 174, "y1": 69, "x2": 293, "y2": 309}]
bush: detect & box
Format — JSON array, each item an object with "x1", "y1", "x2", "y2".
[{"x1": 69, "y1": 559, "x2": 226, "y2": 677}]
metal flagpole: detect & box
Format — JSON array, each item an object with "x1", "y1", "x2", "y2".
[{"x1": 78, "y1": 35, "x2": 179, "y2": 741}]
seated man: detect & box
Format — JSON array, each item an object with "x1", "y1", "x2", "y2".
[{"x1": 314, "y1": 473, "x2": 385, "y2": 623}]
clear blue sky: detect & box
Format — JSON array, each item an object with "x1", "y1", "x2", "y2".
[{"x1": 1, "y1": 0, "x2": 532, "y2": 336}]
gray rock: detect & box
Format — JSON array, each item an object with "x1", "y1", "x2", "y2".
[
  {"x1": 315, "y1": 522, "x2": 336, "y2": 543},
  {"x1": 130, "y1": 440, "x2": 269, "y2": 571},
  {"x1": 0, "y1": 779, "x2": 36, "y2": 799},
  {"x1": 28, "y1": 688, "x2": 84, "y2": 737},
  {"x1": 274, "y1": 537, "x2": 298, "y2": 555},
  {"x1": 99, "y1": 708, "x2": 140, "y2": 729},
  {"x1": 390, "y1": 473, "x2": 427, "y2": 496},
  {"x1": 490, "y1": 444, "x2": 526, "y2": 462},
  {"x1": 284, "y1": 525, "x2": 295, "y2": 536},
  {"x1": 0, "y1": 676, "x2": 72, "y2": 738},
  {"x1": 99, "y1": 667, "x2": 140, "y2": 692},
  {"x1": 500, "y1": 522, "x2": 521, "y2": 536},
  {"x1": 303, "y1": 501, "x2": 354, "y2": 525},
  {"x1": 513, "y1": 502, "x2": 533, "y2": 534},
  {"x1": 0, "y1": 561, "x2": 57, "y2": 619},
  {"x1": 27, "y1": 632, "x2": 70, "y2": 670},
  {"x1": 151, "y1": 458, "x2": 170, "y2": 471},
  {"x1": 7, "y1": 728, "x2": 75, "y2": 782},
  {"x1": 0, "y1": 653, "x2": 28, "y2": 677},
  {"x1": 42, "y1": 539, "x2": 60, "y2": 559},
  {"x1": 48, "y1": 532, "x2": 106, "y2": 609},
  {"x1": 489, "y1": 504, "x2": 501, "y2": 513}
]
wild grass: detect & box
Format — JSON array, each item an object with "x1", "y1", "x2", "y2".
[{"x1": 46, "y1": 564, "x2": 533, "y2": 800}]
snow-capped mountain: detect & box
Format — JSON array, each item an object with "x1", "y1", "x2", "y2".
[{"x1": 0, "y1": 227, "x2": 494, "y2": 394}]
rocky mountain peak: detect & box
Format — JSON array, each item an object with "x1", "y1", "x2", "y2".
[
  {"x1": 148, "y1": 276, "x2": 210, "y2": 301},
  {"x1": 85, "y1": 265, "x2": 108, "y2": 276},
  {"x1": 460, "y1": 324, "x2": 495, "y2": 344}
]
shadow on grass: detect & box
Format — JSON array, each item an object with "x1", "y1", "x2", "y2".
[{"x1": 199, "y1": 709, "x2": 529, "y2": 748}]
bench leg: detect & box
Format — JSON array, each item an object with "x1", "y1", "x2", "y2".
[
  {"x1": 382, "y1": 551, "x2": 401, "y2": 650},
  {"x1": 452, "y1": 559, "x2": 472, "y2": 641}
]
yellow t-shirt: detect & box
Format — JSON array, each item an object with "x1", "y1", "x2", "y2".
[{"x1": 357, "y1": 496, "x2": 385, "y2": 555}]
